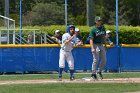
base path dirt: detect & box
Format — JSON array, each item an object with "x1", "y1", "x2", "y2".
[{"x1": 0, "y1": 78, "x2": 140, "y2": 85}]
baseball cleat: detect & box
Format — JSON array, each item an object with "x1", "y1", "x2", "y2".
[
  {"x1": 70, "y1": 76, "x2": 75, "y2": 81},
  {"x1": 91, "y1": 74, "x2": 98, "y2": 80},
  {"x1": 58, "y1": 76, "x2": 62, "y2": 81},
  {"x1": 97, "y1": 72, "x2": 103, "y2": 80},
  {"x1": 58, "y1": 78, "x2": 62, "y2": 81}
]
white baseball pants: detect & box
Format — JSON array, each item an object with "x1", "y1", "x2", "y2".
[{"x1": 59, "y1": 49, "x2": 74, "y2": 70}]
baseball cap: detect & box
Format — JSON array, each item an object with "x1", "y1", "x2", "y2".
[
  {"x1": 55, "y1": 30, "x2": 60, "y2": 34},
  {"x1": 69, "y1": 25, "x2": 75, "y2": 28},
  {"x1": 66, "y1": 25, "x2": 75, "y2": 32},
  {"x1": 106, "y1": 30, "x2": 111, "y2": 34},
  {"x1": 75, "y1": 28, "x2": 80, "y2": 32},
  {"x1": 95, "y1": 16, "x2": 102, "y2": 22}
]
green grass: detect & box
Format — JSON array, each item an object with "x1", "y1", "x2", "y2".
[
  {"x1": 0, "y1": 72, "x2": 140, "y2": 93},
  {"x1": 0, "y1": 72, "x2": 140, "y2": 80},
  {"x1": 0, "y1": 83, "x2": 140, "y2": 93}
]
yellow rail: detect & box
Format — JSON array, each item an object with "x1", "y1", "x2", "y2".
[
  {"x1": 0, "y1": 44, "x2": 139, "y2": 48},
  {"x1": 121, "y1": 44, "x2": 140, "y2": 47}
]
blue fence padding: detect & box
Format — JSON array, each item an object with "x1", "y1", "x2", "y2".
[
  {"x1": 105, "y1": 47, "x2": 119, "y2": 71},
  {"x1": 120, "y1": 47, "x2": 140, "y2": 71},
  {"x1": 0, "y1": 48, "x2": 23, "y2": 72},
  {"x1": 22, "y1": 47, "x2": 60, "y2": 71},
  {"x1": 73, "y1": 48, "x2": 93, "y2": 70},
  {"x1": 0, "y1": 46, "x2": 139, "y2": 72}
]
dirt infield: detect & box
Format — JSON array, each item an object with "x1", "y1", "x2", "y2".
[{"x1": 0, "y1": 78, "x2": 140, "y2": 85}]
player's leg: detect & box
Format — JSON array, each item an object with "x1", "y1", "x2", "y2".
[
  {"x1": 91, "y1": 44, "x2": 100, "y2": 80},
  {"x1": 58, "y1": 50, "x2": 66, "y2": 80},
  {"x1": 66, "y1": 52, "x2": 75, "y2": 80},
  {"x1": 98, "y1": 45, "x2": 106, "y2": 79}
]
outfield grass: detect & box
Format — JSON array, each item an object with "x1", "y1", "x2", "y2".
[
  {"x1": 0, "y1": 83, "x2": 140, "y2": 93},
  {"x1": 0, "y1": 72, "x2": 140, "y2": 93},
  {"x1": 0, "y1": 72, "x2": 140, "y2": 80}
]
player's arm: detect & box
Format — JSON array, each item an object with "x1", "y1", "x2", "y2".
[
  {"x1": 90, "y1": 38, "x2": 95, "y2": 54},
  {"x1": 76, "y1": 40, "x2": 83, "y2": 46},
  {"x1": 89, "y1": 29, "x2": 95, "y2": 53},
  {"x1": 63, "y1": 34, "x2": 76, "y2": 44},
  {"x1": 73, "y1": 36, "x2": 83, "y2": 46},
  {"x1": 103, "y1": 26, "x2": 107, "y2": 49},
  {"x1": 104, "y1": 35, "x2": 107, "y2": 50}
]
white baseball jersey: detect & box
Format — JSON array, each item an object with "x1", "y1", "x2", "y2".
[
  {"x1": 59, "y1": 33, "x2": 79, "y2": 69},
  {"x1": 61, "y1": 33, "x2": 78, "y2": 51}
]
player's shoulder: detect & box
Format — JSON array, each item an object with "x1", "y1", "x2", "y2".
[
  {"x1": 62, "y1": 33, "x2": 70, "y2": 37},
  {"x1": 102, "y1": 25, "x2": 106, "y2": 31},
  {"x1": 90, "y1": 26, "x2": 96, "y2": 32}
]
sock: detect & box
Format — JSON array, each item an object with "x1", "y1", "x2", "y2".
[
  {"x1": 59, "y1": 68, "x2": 63, "y2": 77},
  {"x1": 70, "y1": 70, "x2": 74, "y2": 77}
]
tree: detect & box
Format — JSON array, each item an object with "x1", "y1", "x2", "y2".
[
  {"x1": 128, "y1": 0, "x2": 140, "y2": 26},
  {"x1": 102, "y1": 0, "x2": 116, "y2": 25},
  {"x1": 1, "y1": 0, "x2": 139, "y2": 26},
  {"x1": 118, "y1": 0, "x2": 132, "y2": 25},
  {"x1": 102, "y1": 0, "x2": 139, "y2": 26},
  {"x1": 23, "y1": 3, "x2": 65, "y2": 26},
  {"x1": 68, "y1": 0, "x2": 87, "y2": 25},
  {"x1": 0, "y1": 0, "x2": 4, "y2": 15}
]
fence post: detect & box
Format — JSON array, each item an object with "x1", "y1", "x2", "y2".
[
  {"x1": 117, "y1": 45, "x2": 121, "y2": 73},
  {"x1": 44, "y1": 33, "x2": 46, "y2": 44},
  {"x1": 33, "y1": 30, "x2": 35, "y2": 44},
  {"x1": 0, "y1": 30, "x2": 1, "y2": 44},
  {"x1": 12, "y1": 30, "x2": 15, "y2": 44}
]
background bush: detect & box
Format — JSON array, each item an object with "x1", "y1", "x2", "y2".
[{"x1": 21, "y1": 25, "x2": 140, "y2": 44}]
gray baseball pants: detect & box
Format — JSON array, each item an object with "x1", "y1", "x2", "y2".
[{"x1": 92, "y1": 44, "x2": 106, "y2": 74}]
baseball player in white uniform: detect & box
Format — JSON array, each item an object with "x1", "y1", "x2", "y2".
[{"x1": 58, "y1": 25, "x2": 83, "y2": 81}]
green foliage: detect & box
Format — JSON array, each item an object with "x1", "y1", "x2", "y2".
[
  {"x1": 21, "y1": 25, "x2": 140, "y2": 44},
  {"x1": 75, "y1": 14, "x2": 86, "y2": 25},
  {"x1": 0, "y1": 0, "x2": 4, "y2": 15},
  {"x1": 10, "y1": 14, "x2": 20, "y2": 26},
  {"x1": 1, "y1": 0, "x2": 140, "y2": 26},
  {"x1": 23, "y1": 3, "x2": 65, "y2": 26},
  {"x1": 119, "y1": 26, "x2": 140, "y2": 44}
]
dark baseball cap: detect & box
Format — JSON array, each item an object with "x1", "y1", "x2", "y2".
[
  {"x1": 66, "y1": 25, "x2": 75, "y2": 33},
  {"x1": 95, "y1": 16, "x2": 102, "y2": 22}
]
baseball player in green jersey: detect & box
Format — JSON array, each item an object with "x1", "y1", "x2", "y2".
[{"x1": 89, "y1": 16, "x2": 106, "y2": 80}]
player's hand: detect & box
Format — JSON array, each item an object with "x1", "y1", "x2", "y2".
[{"x1": 76, "y1": 41, "x2": 83, "y2": 46}]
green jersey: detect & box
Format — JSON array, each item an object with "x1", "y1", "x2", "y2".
[{"x1": 89, "y1": 26, "x2": 106, "y2": 44}]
